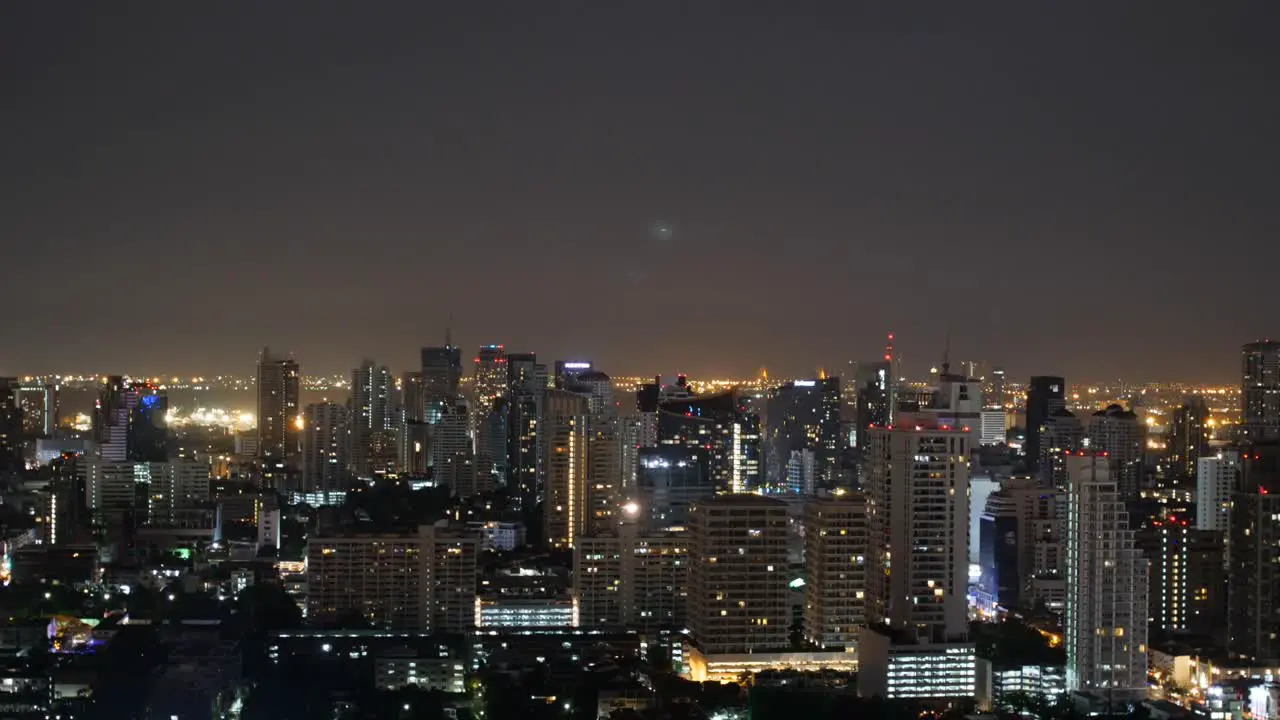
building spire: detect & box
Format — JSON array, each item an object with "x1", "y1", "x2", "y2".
[
  {"x1": 445, "y1": 313, "x2": 454, "y2": 349},
  {"x1": 942, "y1": 329, "x2": 951, "y2": 377}
]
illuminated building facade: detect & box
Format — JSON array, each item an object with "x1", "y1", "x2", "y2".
[
  {"x1": 257, "y1": 347, "x2": 301, "y2": 491},
  {"x1": 506, "y1": 352, "x2": 546, "y2": 525},
  {"x1": 803, "y1": 494, "x2": 868, "y2": 650},
  {"x1": 854, "y1": 360, "x2": 891, "y2": 451},
  {"x1": 687, "y1": 495, "x2": 789, "y2": 655},
  {"x1": 0, "y1": 378, "x2": 23, "y2": 474},
  {"x1": 350, "y1": 359, "x2": 394, "y2": 476},
  {"x1": 420, "y1": 338, "x2": 461, "y2": 423},
  {"x1": 1196, "y1": 450, "x2": 1239, "y2": 533},
  {"x1": 657, "y1": 389, "x2": 760, "y2": 494},
  {"x1": 1063, "y1": 453, "x2": 1148, "y2": 696},
  {"x1": 765, "y1": 378, "x2": 842, "y2": 491},
  {"x1": 857, "y1": 626, "x2": 984, "y2": 704},
  {"x1": 302, "y1": 402, "x2": 350, "y2": 496},
  {"x1": 1228, "y1": 445, "x2": 1280, "y2": 662},
  {"x1": 543, "y1": 389, "x2": 589, "y2": 549},
  {"x1": 867, "y1": 416, "x2": 970, "y2": 643},
  {"x1": 636, "y1": 446, "x2": 713, "y2": 528},
  {"x1": 473, "y1": 344, "x2": 508, "y2": 424}
]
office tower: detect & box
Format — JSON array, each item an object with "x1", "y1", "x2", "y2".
[
  {"x1": 657, "y1": 389, "x2": 760, "y2": 494},
  {"x1": 574, "y1": 534, "x2": 625, "y2": 627},
  {"x1": 637, "y1": 446, "x2": 714, "y2": 528},
  {"x1": 803, "y1": 494, "x2": 869, "y2": 650},
  {"x1": 92, "y1": 375, "x2": 126, "y2": 445},
  {"x1": 1086, "y1": 405, "x2": 1146, "y2": 498},
  {"x1": 350, "y1": 360, "x2": 395, "y2": 476},
  {"x1": 988, "y1": 367, "x2": 1007, "y2": 409},
  {"x1": 126, "y1": 387, "x2": 170, "y2": 462},
  {"x1": 429, "y1": 401, "x2": 471, "y2": 471},
  {"x1": 0, "y1": 379, "x2": 23, "y2": 474},
  {"x1": 543, "y1": 389, "x2": 589, "y2": 549},
  {"x1": 1167, "y1": 396, "x2": 1210, "y2": 480},
  {"x1": 1063, "y1": 453, "x2": 1148, "y2": 697},
  {"x1": 785, "y1": 449, "x2": 817, "y2": 495},
  {"x1": 979, "y1": 409, "x2": 1007, "y2": 446},
  {"x1": 553, "y1": 360, "x2": 593, "y2": 390},
  {"x1": 421, "y1": 336, "x2": 462, "y2": 422},
  {"x1": 507, "y1": 352, "x2": 546, "y2": 522},
  {"x1": 473, "y1": 345, "x2": 508, "y2": 422},
  {"x1": 866, "y1": 415, "x2": 970, "y2": 643},
  {"x1": 1242, "y1": 340, "x2": 1280, "y2": 442},
  {"x1": 854, "y1": 361, "x2": 891, "y2": 451},
  {"x1": 306, "y1": 524, "x2": 478, "y2": 632},
  {"x1": 977, "y1": 492, "x2": 1019, "y2": 611},
  {"x1": 301, "y1": 403, "x2": 350, "y2": 496},
  {"x1": 586, "y1": 422, "x2": 621, "y2": 534},
  {"x1": 1039, "y1": 408, "x2": 1084, "y2": 486},
  {"x1": 1025, "y1": 376, "x2": 1067, "y2": 475},
  {"x1": 687, "y1": 495, "x2": 789, "y2": 655},
  {"x1": 1146, "y1": 512, "x2": 1191, "y2": 633},
  {"x1": 146, "y1": 455, "x2": 212, "y2": 526},
  {"x1": 257, "y1": 347, "x2": 301, "y2": 491},
  {"x1": 1228, "y1": 445, "x2": 1280, "y2": 662},
  {"x1": 1196, "y1": 450, "x2": 1239, "y2": 532},
  {"x1": 400, "y1": 371, "x2": 424, "y2": 423},
  {"x1": 475, "y1": 397, "x2": 508, "y2": 486},
  {"x1": 765, "y1": 378, "x2": 841, "y2": 491}
]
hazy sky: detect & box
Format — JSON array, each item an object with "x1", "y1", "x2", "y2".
[{"x1": 3, "y1": 2, "x2": 1277, "y2": 382}]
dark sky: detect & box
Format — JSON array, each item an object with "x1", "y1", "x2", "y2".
[{"x1": 4, "y1": 3, "x2": 1278, "y2": 383}]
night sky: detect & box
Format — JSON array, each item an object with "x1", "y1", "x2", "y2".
[{"x1": 4, "y1": 3, "x2": 1278, "y2": 382}]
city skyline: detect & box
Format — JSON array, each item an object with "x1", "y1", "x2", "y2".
[{"x1": 4, "y1": 3, "x2": 1280, "y2": 380}]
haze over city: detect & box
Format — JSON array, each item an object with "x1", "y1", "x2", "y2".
[{"x1": 5, "y1": 3, "x2": 1280, "y2": 381}]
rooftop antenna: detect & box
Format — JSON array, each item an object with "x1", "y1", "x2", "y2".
[{"x1": 445, "y1": 313, "x2": 454, "y2": 349}]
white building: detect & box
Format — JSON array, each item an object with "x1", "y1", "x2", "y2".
[
  {"x1": 1063, "y1": 453, "x2": 1148, "y2": 698},
  {"x1": 1196, "y1": 450, "x2": 1239, "y2": 532},
  {"x1": 979, "y1": 410, "x2": 1006, "y2": 446}
]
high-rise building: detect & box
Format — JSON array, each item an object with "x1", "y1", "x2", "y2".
[
  {"x1": 302, "y1": 403, "x2": 350, "y2": 496},
  {"x1": 867, "y1": 415, "x2": 970, "y2": 643},
  {"x1": 1228, "y1": 444, "x2": 1280, "y2": 662},
  {"x1": 1025, "y1": 376, "x2": 1067, "y2": 475},
  {"x1": 657, "y1": 389, "x2": 760, "y2": 494},
  {"x1": 637, "y1": 446, "x2": 713, "y2": 529},
  {"x1": 543, "y1": 389, "x2": 589, "y2": 549},
  {"x1": 475, "y1": 397, "x2": 508, "y2": 486},
  {"x1": 554, "y1": 360, "x2": 594, "y2": 390},
  {"x1": 1146, "y1": 512, "x2": 1191, "y2": 633},
  {"x1": 257, "y1": 347, "x2": 301, "y2": 491},
  {"x1": 473, "y1": 345, "x2": 508, "y2": 421},
  {"x1": 765, "y1": 378, "x2": 841, "y2": 491},
  {"x1": 803, "y1": 494, "x2": 869, "y2": 650},
  {"x1": 507, "y1": 352, "x2": 546, "y2": 526},
  {"x1": 0, "y1": 379, "x2": 24, "y2": 474},
  {"x1": 1086, "y1": 405, "x2": 1146, "y2": 499},
  {"x1": 126, "y1": 386, "x2": 170, "y2": 462},
  {"x1": 687, "y1": 495, "x2": 789, "y2": 656},
  {"x1": 573, "y1": 520, "x2": 690, "y2": 632},
  {"x1": 1242, "y1": 341, "x2": 1280, "y2": 442},
  {"x1": 350, "y1": 360, "x2": 395, "y2": 476},
  {"x1": 1039, "y1": 408, "x2": 1084, "y2": 486},
  {"x1": 1196, "y1": 450, "x2": 1239, "y2": 533},
  {"x1": 306, "y1": 524, "x2": 478, "y2": 632},
  {"x1": 988, "y1": 367, "x2": 1007, "y2": 410},
  {"x1": 854, "y1": 361, "x2": 891, "y2": 451},
  {"x1": 1167, "y1": 396, "x2": 1209, "y2": 480},
  {"x1": 421, "y1": 337, "x2": 462, "y2": 423},
  {"x1": 1063, "y1": 453, "x2": 1148, "y2": 698},
  {"x1": 429, "y1": 401, "x2": 471, "y2": 471}
]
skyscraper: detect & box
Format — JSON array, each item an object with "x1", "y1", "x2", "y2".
[
  {"x1": 1025, "y1": 376, "x2": 1066, "y2": 476},
  {"x1": 1228, "y1": 444, "x2": 1280, "y2": 662},
  {"x1": 687, "y1": 495, "x2": 789, "y2": 656},
  {"x1": 853, "y1": 361, "x2": 891, "y2": 451},
  {"x1": 1086, "y1": 405, "x2": 1146, "y2": 499},
  {"x1": 506, "y1": 352, "x2": 546, "y2": 525},
  {"x1": 657, "y1": 389, "x2": 760, "y2": 494},
  {"x1": 637, "y1": 446, "x2": 713, "y2": 529},
  {"x1": 473, "y1": 345, "x2": 508, "y2": 424},
  {"x1": 1063, "y1": 453, "x2": 1148, "y2": 698},
  {"x1": 1166, "y1": 396, "x2": 1209, "y2": 480},
  {"x1": 0, "y1": 379, "x2": 23, "y2": 474},
  {"x1": 1195, "y1": 450, "x2": 1239, "y2": 533},
  {"x1": 765, "y1": 378, "x2": 841, "y2": 491},
  {"x1": 421, "y1": 336, "x2": 462, "y2": 423},
  {"x1": 803, "y1": 494, "x2": 869, "y2": 650},
  {"x1": 302, "y1": 402, "x2": 350, "y2": 497},
  {"x1": 126, "y1": 386, "x2": 170, "y2": 462},
  {"x1": 543, "y1": 389, "x2": 589, "y2": 549},
  {"x1": 866, "y1": 415, "x2": 970, "y2": 643},
  {"x1": 257, "y1": 347, "x2": 301, "y2": 491},
  {"x1": 1241, "y1": 340, "x2": 1280, "y2": 442},
  {"x1": 350, "y1": 360, "x2": 395, "y2": 476}
]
